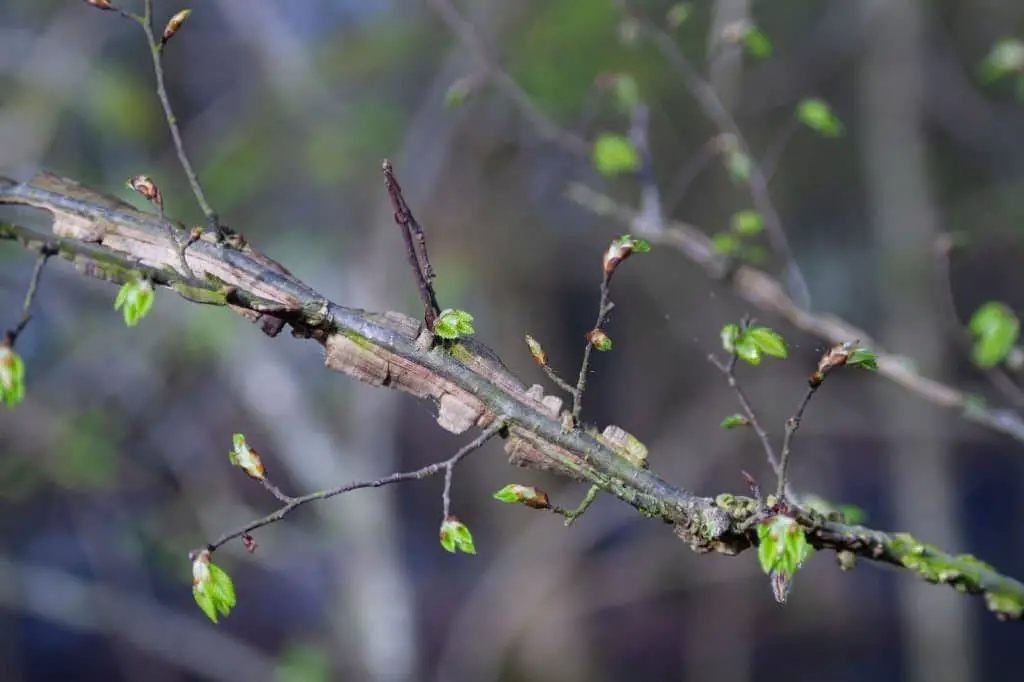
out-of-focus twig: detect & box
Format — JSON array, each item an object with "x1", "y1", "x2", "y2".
[
  {"x1": 934, "y1": 233, "x2": 1024, "y2": 412},
  {"x1": 3, "y1": 250, "x2": 51, "y2": 347},
  {"x1": 567, "y1": 182, "x2": 1024, "y2": 446},
  {"x1": 618, "y1": 0, "x2": 811, "y2": 310},
  {"x1": 426, "y1": 0, "x2": 591, "y2": 157}
]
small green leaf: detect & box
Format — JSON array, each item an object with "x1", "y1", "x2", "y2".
[
  {"x1": 666, "y1": 3, "x2": 691, "y2": 28},
  {"x1": 592, "y1": 133, "x2": 640, "y2": 177},
  {"x1": 0, "y1": 346, "x2": 26, "y2": 408},
  {"x1": 734, "y1": 334, "x2": 761, "y2": 365},
  {"x1": 435, "y1": 309, "x2": 475, "y2": 340},
  {"x1": 192, "y1": 555, "x2": 236, "y2": 623},
  {"x1": 725, "y1": 150, "x2": 751, "y2": 183},
  {"x1": 747, "y1": 326, "x2": 788, "y2": 359},
  {"x1": 968, "y1": 302, "x2": 1019, "y2": 368},
  {"x1": 731, "y1": 210, "x2": 763, "y2": 237},
  {"x1": 439, "y1": 517, "x2": 476, "y2": 555},
  {"x1": 847, "y1": 348, "x2": 878, "y2": 371},
  {"x1": 720, "y1": 414, "x2": 749, "y2": 429},
  {"x1": 720, "y1": 323, "x2": 740, "y2": 353},
  {"x1": 797, "y1": 98, "x2": 844, "y2": 137},
  {"x1": 114, "y1": 278, "x2": 155, "y2": 327},
  {"x1": 980, "y1": 38, "x2": 1024, "y2": 83},
  {"x1": 743, "y1": 28, "x2": 772, "y2": 60},
  {"x1": 757, "y1": 523, "x2": 779, "y2": 574},
  {"x1": 612, "y1": 74, "x2": 640, "y2": 113},
  {"x1": 712, "y1": 232, "x2": 741, "y2": 255}
]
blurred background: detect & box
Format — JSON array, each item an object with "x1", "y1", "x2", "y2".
[{"x1": 2, "y1": 0, "x2": 1024, "y2": 680}]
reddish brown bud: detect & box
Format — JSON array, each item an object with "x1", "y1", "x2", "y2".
[
  {"x1": 127, "y1": 175, "x2": 163, "y2": 211},
  {"x1": 241, "y1": 534, "x2": 258, "y2": 553},
  {"x1": 161, "y1": 9, "x2": 192, "y2": 46},
  {"x1": 586, "y1": 328, "x2": 612, "y2": 351},
  {"x1": 83, "y1": 0, "x2": 115, "y2": 10}
]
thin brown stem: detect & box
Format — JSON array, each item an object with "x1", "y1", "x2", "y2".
[
  {"x1": 206, "y1": 421, "x2": 504, "y2": 553},
  {"x1": 573, "y1": 273, "x2": 615, "y2": 421},
  {"x1": 382, "y1": 160, "x2": 442, "y2": 328},
  {"x1": 4, "y1": 250, "x2": 52, "y2": 347},
  {"x1": 777, "y1": 386, "x2": 816, "y2": 501},
  {"x1": 133, "y1": 0, "x2": 220, "y2": 233},
  {"x1": 710, "y1": 352, "x2": 781, "y2": 477}
]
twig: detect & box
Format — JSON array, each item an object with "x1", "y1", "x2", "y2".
[
  {"x1": 426, "y1": 0, "x2": 590, "y2": 157},
  {"x1": 5, "y1": 173, "x2": 1024, "y2": 619},
  {"x1": 128, "y1": 175, "x2": 194, "y2": 277},
  {"x1": 777, "y1": 386, "x2": 816, "y2": 500},
  {"x1": 663, "y1": 136, "x2": 723, "y2": 216},
  {"x1": 933, "y1": 233, "x2": 1024, "y2": 412},
  {"x1": 710, "y1": 351, "x2": 782, "y2": 478},
  {"x1": 618, "y1": 0, "x2": 811, "y2": 310},
  {"x1": 566, "y1": 182, "x2": 1024, "y2": 445},
  {"x1": 573, "y1": 271, "x2": 616, "y2": 421},
  {"x1": 205, "y1": 421, "x2": 505, "y2": 553},
  {"x1": 130, "y1": 0, "x2": 221, "y2": 234},
  {"x1": 4, "y1": 250, "x2": 51, "y2": 347},
  {"x1": 382, "y1": 160, "x2": 442, "y2": 329},
  {"x1": 551, "y1": 484, "x2": 600, "y2": 526}
]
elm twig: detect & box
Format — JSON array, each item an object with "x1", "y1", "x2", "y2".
[
  {"x1": 202, "y1": 420, "x2": 506, "y2": 554},
  {"x1": 4, "y1": 250, "x2": 52, "y2": 347},
  {"x1": 382, "y1": 160, "x2": 442, "y2": 330}
]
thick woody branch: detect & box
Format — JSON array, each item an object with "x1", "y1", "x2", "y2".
[{"x1": 2, "y1": 172, "x2": 1023, "y2": 620}]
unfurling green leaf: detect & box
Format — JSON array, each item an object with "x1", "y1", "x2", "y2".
[
  {"x1": 720, "y1": 323, "x2": 740, "y2": 353},
  {"x1": 493, "y1": 484, "x2": 551, "y2": 509},
  {"x1": 797, "y1": 98, "x2": 844, "y2": 137},
  {"x1": 592, "y1": 133, "x2": 640, "y2": 177},
  {"x1": 228, "y1": 433, "x2": 265, "y2": 480},
  {"x1": 114, "y1": 278, "x2": 155, "y2": 327},
  {"x1": 968, "y1": 302, "x2": 1020, "y2": 368},
  {"x1": 191, "y1": 551, "x2": 236, "y2": 624},
  {"x1": 720, "y1": 414, "x2": 750, "y2": 429},
  {"x1": 587, "y1": 329, "x2": 613, "y2": 351},
  {"x1": 731, "y1": 210, "x2": 763, "y2": 236},
  {"x1": 435, "y1": 309, "x2": 475, "y2": 340},
  {"x1": 846, "y1": 348, "x2": 878, "y2": 371},
  {"x1": 734, "y1": 334, "x2": 761, "y2": 365},
  {"x1": 0, "y1": 345, "x2": 26, "y2": 408},
  {"x1": 757, "y1": 515, "x2": 814, "y2": 600},
  {"x1": 747, "y1": 326, "x2": 788, "y2": 359},
  {"x1": 439, "y1": 516, "x2": 476, "y2": 555}
]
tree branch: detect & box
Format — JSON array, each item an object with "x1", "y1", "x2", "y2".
[{"x1": 2, "y1": 171, "x2": 1023, "y2": 620}]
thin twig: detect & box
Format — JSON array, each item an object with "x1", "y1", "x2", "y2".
[
  {"x1": 132, "y1": 0, "x2": 220, "y2": 233},
  {"x1": 426, "y1": 0, "x2": 591, "y2": 157},
  {"x1": 258, "y1": 478, "x2": 295, "y2": 505},
  {"x1": 710, "y1": 352, "x2": 782, "y2": 477},
  {"x1": 205, "y1": 421, "x2": 505, "y2": 553},
  {"x1": 777, "y1": 386, "x2": 816, "y2": 500},
  {"x1": 4, "y1": 250, "x2": 52, "y2": 347},
  {"x1": 618, "y1": 0, "x2": 811, "y2": 310},
  {"x1": 663, "y1": 136, "x2": 723, "y2": 216},
  {"x1": 573, "y1": 272, "x2": 616, "y2": 421},
  {"x1": 566, "y1": 182, "x2": 1024, "y2": 445},
  {"x1": 382, "y1": 160, "x2": 442, "y2": 328},
  {"x1": 551, "y1": 484, "x2": 600, "y2": 526},
  {"x1": 933, "y1": 233, "x2": 1024, "y2": 412}
]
